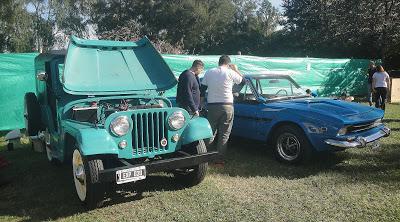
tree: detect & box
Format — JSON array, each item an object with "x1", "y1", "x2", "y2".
[
  {"x1": 256, "y1": 0, "x2": 280, "y2": 37},
  {"x1": 0, "y1": 0, "x2": 280, "y2": 56},
  {"x1": 209, "y1": 0, "x2": 280, "y2": 55},
  {"x1": 281, "y1": 0, "x2": 400, "y2": 68},
  {"x1": 0, "y1": 0, "x2": 35, "y2": 52},
  {"x1": 91, "y1": 0, "x2": 238, "y2": 54}
]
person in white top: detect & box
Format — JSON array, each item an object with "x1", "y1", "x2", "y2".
[
  {"x1": 372, "y1": 65, "x2": 390, "y2": 110},
  {"x1": 201, "y1": 55, "x2": 244, "y2": 164}
]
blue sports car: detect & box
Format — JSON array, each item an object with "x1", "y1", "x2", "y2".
[{"x1": 230, "y1": 74, "x2": 391, "y2": 164}]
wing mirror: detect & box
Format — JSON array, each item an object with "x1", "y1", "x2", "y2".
[{"x1": 36, "y1": 72, "x2": 47, "y2": 81}]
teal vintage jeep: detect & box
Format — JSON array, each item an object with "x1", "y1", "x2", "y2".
[{"x1": 24, "y1": 36, "x2": 217, "y2": 208}]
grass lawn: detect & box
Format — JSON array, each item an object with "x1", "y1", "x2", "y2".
[{"x1": 0, "y1": 103, "x2": 400, "y2": 222}]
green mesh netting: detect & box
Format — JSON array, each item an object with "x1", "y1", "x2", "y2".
[
  {"x1": 0, "y1": 53, "x2": 370, "y2": 131},
  {"x1": 0, "y1": 53, "x2": 37, "y2": 131}
]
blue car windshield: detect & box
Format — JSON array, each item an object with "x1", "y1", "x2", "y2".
[{"x1": 251, "y1": 77, "x2": 307, "y2": 99}]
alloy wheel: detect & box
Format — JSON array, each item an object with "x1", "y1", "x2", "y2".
[{"x1": 276, "y1": 132, "x2": 301, "y2": 161}]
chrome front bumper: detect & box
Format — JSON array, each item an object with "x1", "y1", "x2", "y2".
[{"x1": 324, "y1": 126, "x2": 391, "y2": 148}]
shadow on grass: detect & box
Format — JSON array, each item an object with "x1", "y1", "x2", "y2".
[
  {"x1": 102, "y1": 174, "x2": 186, "y2": 207},
  {"x1": 1, "y1": 137, "x2": 399, "y2": 221},
  {"x1": 0, "y1": 145, "x2": 186, "y2": 222},
  {"x1": 212, "y1": 137, "x2": 400, "y2": 187},
  {"x1": 331, "y1": 143, "x2": 400, "y2": 186},
  {"x1": 210, "y1": 137, "x2": 345, "y2": 179},
  {"x1": 383, "y1": 119, "x2": 400, "y2": 123}
]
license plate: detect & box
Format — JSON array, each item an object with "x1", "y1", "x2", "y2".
[{"x1": 116, "y1": 166, "x2": 146, "y2": 184}]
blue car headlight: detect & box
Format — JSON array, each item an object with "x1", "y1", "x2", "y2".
[
  {"x1": 337, "y1": 126, "x2": 348, "y2": 136},
  {"x1": 337, "y1": 119, "x2": 382, "y2": 136}
]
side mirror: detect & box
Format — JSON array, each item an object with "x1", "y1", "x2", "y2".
[{"x1": 36, "y1": 72, "x2": 47, "y2": 81}]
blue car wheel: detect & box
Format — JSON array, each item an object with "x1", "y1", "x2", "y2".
[
  {"x1": 277, "y1": 132, "x2": 301, "y2": 161},
  {"x1": 272, "y1": 125, "x2": 313, "y2": 164}
]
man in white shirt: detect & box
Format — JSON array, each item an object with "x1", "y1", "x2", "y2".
[{"x1": 201, "y1": 55, "x2": 243, "y2": 163}]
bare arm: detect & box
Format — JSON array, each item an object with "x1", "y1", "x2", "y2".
[
  {"x1": 386, "y1": 75, "x2": 391, "y2": 90},
  {"x1": 229, "y1": 64, "x2": 243, "y2": 77}
]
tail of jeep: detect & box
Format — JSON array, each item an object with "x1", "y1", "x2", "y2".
[{"x1": 24, "y1": 36, "x2": 218, "y2": 208}]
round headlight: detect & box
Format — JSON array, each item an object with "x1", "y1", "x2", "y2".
[
  {"x1": 337, "y1": 126, "x2": 347, "y2": 136},
  {"x1": 168, "y1": 111, "x2": 185, "y2": 130},
  {"x1": 110, "y1": 116, "x2": 130, "y2": 136}
]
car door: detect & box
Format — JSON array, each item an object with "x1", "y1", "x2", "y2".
[
  {"x1": 232, "y1": 81, "x2": 262, "y2": 140},
  {"x1": 252, "y1": 103, "x2": 275, "y2": 141}
]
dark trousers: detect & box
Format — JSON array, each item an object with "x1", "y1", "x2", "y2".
[{"x1": 374, "y1": 87, "x2": 387, "y2": 110}]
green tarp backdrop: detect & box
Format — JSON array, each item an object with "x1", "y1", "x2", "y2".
[{"x1": 0, "y1": 53, "x2": 370, "y2": 131}]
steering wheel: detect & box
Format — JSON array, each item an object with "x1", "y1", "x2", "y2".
[{"x1": 275, "y1": 89, "x2": 288, "y2": 96}]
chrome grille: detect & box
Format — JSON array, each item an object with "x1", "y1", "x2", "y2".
[
  {"x1": 132, "y1": 111, "x2": 168, "y2": 156},
  {"x1": 347, "y1": 120, "x2": 381, "y2": 133}
]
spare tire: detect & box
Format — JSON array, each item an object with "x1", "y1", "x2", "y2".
[{"x1": 24, "y1": 92, "x2": 43, "y2": 136}]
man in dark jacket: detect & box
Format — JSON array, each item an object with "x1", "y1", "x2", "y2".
[
  {"x1": 176, "y1": 60, "x2": 204, "y2": 116},
  {"x1": 367, "y1": 61, "x2": 376, "y2": 106}
]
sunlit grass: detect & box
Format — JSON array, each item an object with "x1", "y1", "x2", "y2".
[{"x1": 0, "y1": 104, "x2": 399, "y2": 222}]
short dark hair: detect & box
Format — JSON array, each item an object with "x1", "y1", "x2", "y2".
[
  {"x1": 306, "y1": 89, "x2": 311, "y2": 93},
  {"x1": 218, "y1": 55, "x2": 231, "y2": 66},
  {"x1": 192, "y1": 60, "x2": 204, "y2": 68},
  {"x1": 376, "y1": 65, "x2": 385, "y2": 72}
]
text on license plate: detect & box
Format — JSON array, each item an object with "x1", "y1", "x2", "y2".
[{"x1": 116, "y1": 166, "x2": 146, "y2": 184}]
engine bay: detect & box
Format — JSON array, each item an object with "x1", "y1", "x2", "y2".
[{"x1": 68, "y1": 98, "x2": 167, "y2": 124}]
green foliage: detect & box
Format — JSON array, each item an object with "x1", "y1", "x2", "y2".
[
  {"x1": 203, "y1": 0, "x2": 280, "y2": 54},
  {"x1": 281, "y1": 0, "x2": 400, "y2": 68},
  {"x1": 0, "y1": 0, "x2": 35, "y2": 52},
  {"x1": 2, "y1": 0, "x2": 398, "y2": 70},
  {"x1": 91, "y1": 0, "x2": 239, "y2": 53},
  {"x1": 0, "y1": 0, "x2": 281, "y2": 55},
  {"x1": 52, "y1": 0, "x2": 93, "y2": 36}
]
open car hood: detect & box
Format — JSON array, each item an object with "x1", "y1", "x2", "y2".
[{"x1": 62, "y1": 36, "x2": 177, "y2": 95}]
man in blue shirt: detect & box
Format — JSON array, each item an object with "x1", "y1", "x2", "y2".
[{"x1": 176, "y1": 60, "x2": 204, "y2": 116}]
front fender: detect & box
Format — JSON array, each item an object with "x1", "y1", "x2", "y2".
[
  {"x1": 63, "y1": 120, "x2": 119, "y2": 156},
  {"x1": 180, "y1": 117, "x2": 213, "y2": 145}
]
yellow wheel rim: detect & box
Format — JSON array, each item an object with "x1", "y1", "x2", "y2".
[{"x1": 72, "y1": 149, "x2": 86, "y2": 201}]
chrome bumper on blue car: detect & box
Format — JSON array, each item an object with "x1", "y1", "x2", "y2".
[{"x1": 324, "y1": 126, "x2": 391, "y2": 148}]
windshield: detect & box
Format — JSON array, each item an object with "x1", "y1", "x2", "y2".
[{"x1": 251, "y1": 77, "x2": 307, "y2": 99}]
